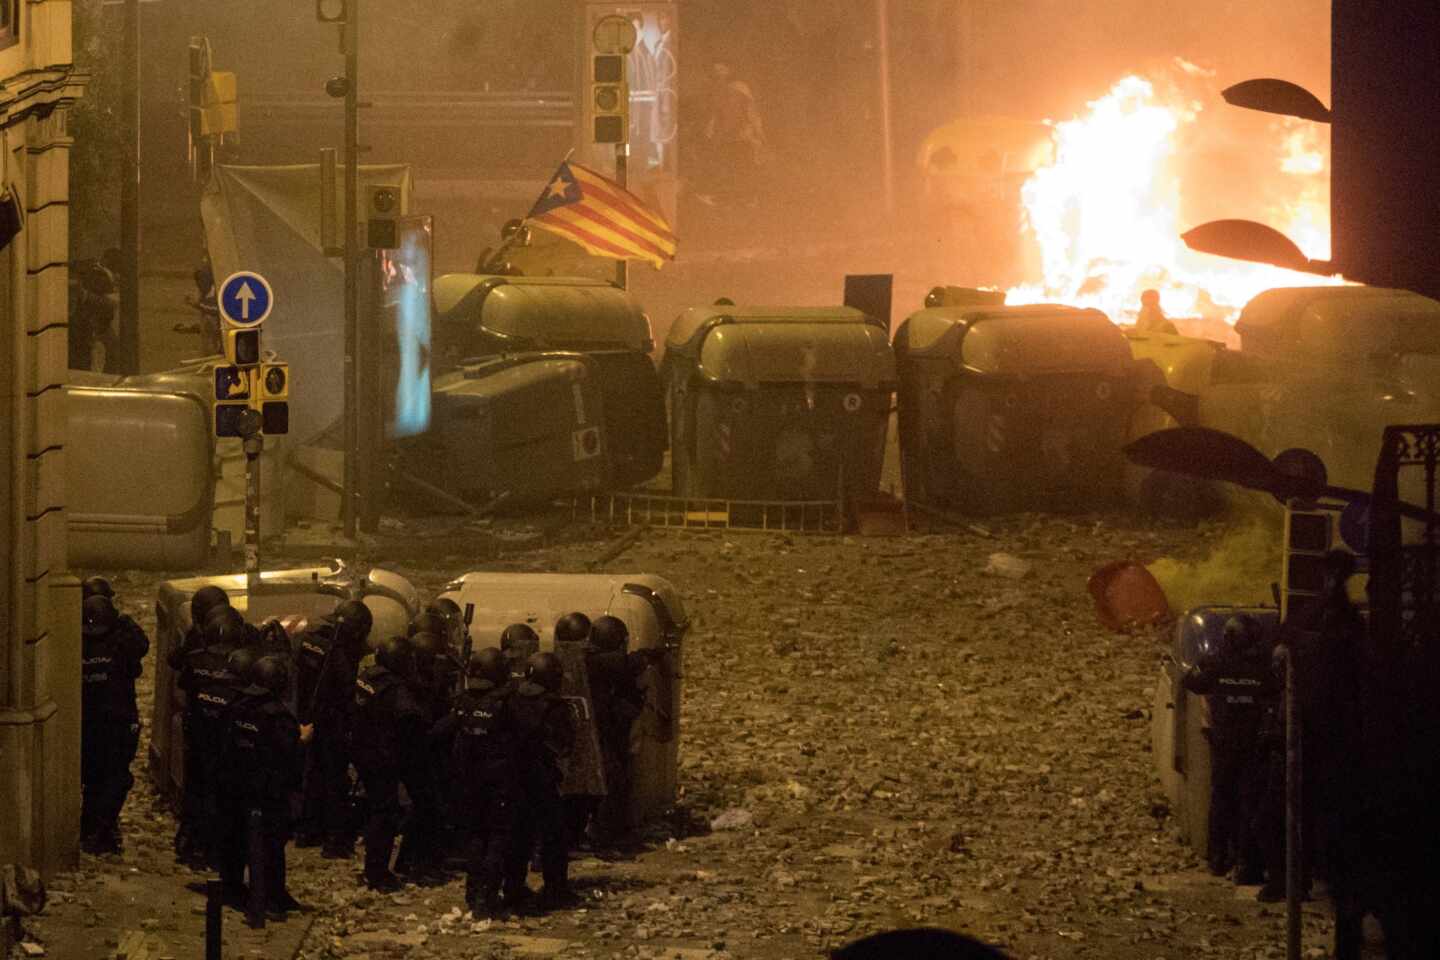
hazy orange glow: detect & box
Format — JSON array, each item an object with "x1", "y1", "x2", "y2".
[{"x1": 1007, "y1": 72, "x2": 1342, "y2": 330}]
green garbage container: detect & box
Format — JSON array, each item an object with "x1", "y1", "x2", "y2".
[
  {"x1": 414, "y1": 352, "x2": 611, "y2": 503},
  {"x1": 433, "y1": 274, "x2": 666, "y2": 486},
  {"x1": 893, "y1": 302, "x2": 1133, "y2": 513},
  {"x1": 663, "y1": 306, "x2": 895, "y2": 500}
]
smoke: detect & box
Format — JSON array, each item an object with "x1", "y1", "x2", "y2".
[{"x1": 1146, "y1": 513, "x2": 1283, "y2": 616}]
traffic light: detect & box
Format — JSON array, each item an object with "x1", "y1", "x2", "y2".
[
  {"x1": 226, "y1": 328, "x2": 261, "y2": 366},
  {"x1": 366, "y1": 184, "x2": 400, "y2": 249},
  {"x1": 215, "y1": 403, "x2": 261, "y2": 439},
  {"x1": 258, "y1": 362, "x2": 290, "y2": 434},
  {"x1": 316, "y1": 0, "x2": 347, "y2": 22},
  {"x1": 259, "y1": 362, "x2": 289, "y2": 400},
  {"x1": 591, "y1": 54, "x2": 628, "y2": 144}
]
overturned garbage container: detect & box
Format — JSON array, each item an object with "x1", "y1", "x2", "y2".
[
  {"x1": 401, "y1": 351, "x2": 612, "y2": 503},
  {"x1": 893, "y1": 299, "x2": 1133, "y2": 513},
  {"x1": 432, "y1": 273, "x2": 666, "y2": 486},
  {"x1": 663, "y1": 306, "x2": 895, "y2": 500},
  {"x1": 439, "y1": 572, "x2": 687, "y2": 828}
]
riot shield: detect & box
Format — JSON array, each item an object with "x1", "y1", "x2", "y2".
[{"x1": 554, "y1": 643, "x2": 607, "y2": 798}]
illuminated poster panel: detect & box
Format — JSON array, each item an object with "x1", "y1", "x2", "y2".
[{"x1": 378, "y1": 215, "x2": 433, "y2": 438}]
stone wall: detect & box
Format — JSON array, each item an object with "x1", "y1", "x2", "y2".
[{"x1": 0, "y1": 0, "x2": 85, "y2": 878}]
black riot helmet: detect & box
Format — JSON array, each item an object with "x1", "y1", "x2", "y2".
[
  {"x1": 526, "y1": 651, "x2": 564, "y2": 692},
  {"x1": 331, "y1": 600, "x2": 374, "y2": 644},
  {"x1": 408, "y1": 612, "x2": 448, "y2": 641},
  {"x1": 191, "y1": 585, "x2": 230, "y2": 628},
  {"x1": 204, "y1": 605, "x2": 246, "y2": 649},
  {"x1": 590, "y1": 615, "x2": 630, "y2": 654},
  {"x1": 227, "y1": 646, "x2": 259, "y2": 681},
  {"x1": 82, "y1": 595, "x2": 118, "y2": 638},
  {"x1": 410, "y1": 632, "x2": 442, "y2": 678},
  {"x1": 554, "y1": 611, "x2": 592, "y2": 646},
  {"x1": 469, "y1": 647, "x2": 509, "y2": 687},
  {"x1": 1222, "y1": 616, "x2": 1260, "y2": 657},
  {"x1": 500, "y1": 623, "x2": 540, "y2": 662},
  {"x1": 82, "y1": 576, "x2": 115, "y2": 600},
  {"x1": 429, "y1": 597, "x2": 463, "y2": 622},
  {"x1": 374, "y1": 635, "x2": 413, "y2": 677},
  {"x1": 250, "y1": 655, "x2": 290, "y2": 696},
  {"x1": 428, "y1": 598, "x2": 465, "y2": 643}
]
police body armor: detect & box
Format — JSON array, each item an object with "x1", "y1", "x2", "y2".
[
  {"x1": 224, "y1": 691, "x2": 299, "y2": 802},
  {"x1": 82, "y1": 630, "x2": 142, "y2": 721},
  {"x1": 451, "y1": 682, "x2": 515, "y2": 781},
  {"x1": 350, "y1": 665, "x2": 404, "y2": 770},
  {"x1": 185, "y1": 648, "x2": 240, "y2": 738}
]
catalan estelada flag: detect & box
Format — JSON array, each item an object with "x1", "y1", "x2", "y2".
[{"x1": 526, "y1": 161, "x2": 677, "y2": 268}]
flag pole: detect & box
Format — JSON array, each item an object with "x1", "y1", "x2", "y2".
[{"x1": 482, "y1": 149, "x2": 576, "y2": 273}]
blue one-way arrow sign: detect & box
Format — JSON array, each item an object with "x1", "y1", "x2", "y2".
[{"x1": 218, "y1": 271, "x2": 274, "y2": 327}]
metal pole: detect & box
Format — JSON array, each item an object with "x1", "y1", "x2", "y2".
[
  {"x1": 875, "y1": 0, "x2": 895, "y2": 218},
  {"x1": 342, "y1": 4, "x2": 360, "y2": 538},
  {"x1": 1277, "y1": 643, "x2": 1302, "y2": 960},
  {"x1": 614, "y1": 143, "x2": 629, "y2": 290},
  {"x1": 120, "y1": 0, "x2": 141, "y2": 373},
  {"x1": 204, "y1": 879, "x2": 223, "y2": 960},
  {"x1": 244, "y1": 433, "x2": 264, "y2": 596}
]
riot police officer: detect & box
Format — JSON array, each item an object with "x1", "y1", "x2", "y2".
[
  {"x1": 433, "y1": 648, "x2": 519, "y2": 917},
  {"x1": 218, "y1": 655, "x2": 304, "y2": 916},
  {"x1": 81, "y1": 577, "x2": 148, "y2": 648},
  {"x1": 500, "y1": 623, "x2": 540, "y2": 680},
  {"x1": 294, "y1": 600, "x2": 372, "y2": 858},
  {"x1": 393, "y1": 631, "x2": 450, "y2": 880},
  {"x1": 1182, "y1": 615, "x2": 1276, "y2": 882},
  {"x1": 350, "y1": 636, "x2": 433, "y2": 891},
  {"x1": 80, "y1": 595, "x2": 149, "y2": 854},
  {"x1": 176, "y1": 611, "x2": 248, "y2": 866},
  {"x1": 508, "y1": 652, "x2": 577, "y2": 911},
  {"x1": 167, "y1": 585, "x2": 230, "y2": 672},
  {"x1": 589, "y1": 615, "x2": 646, "y2": 841}
]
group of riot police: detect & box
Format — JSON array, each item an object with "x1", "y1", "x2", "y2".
[
  {"x1": 155, "y1": 587, "x2": 655, "y2": 920},
  {"x1": 1183, "y1": 550, "x2": 1370, "y2": 908}
]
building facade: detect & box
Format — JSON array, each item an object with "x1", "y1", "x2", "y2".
[{"x1": 0, "y1": 0, "x2": 85, "y2": 876}]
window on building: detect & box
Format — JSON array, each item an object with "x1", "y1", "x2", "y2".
[{"x1": 0, "y1": 0, "x2": 17, "y2": 51}]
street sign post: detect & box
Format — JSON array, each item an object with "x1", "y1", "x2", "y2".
[
  {"x1": 210, "y1": 273, "x2": 286, "y2": 590},
  {"x1": 218, "y1": 271, "x2": 275, "y2": 327}
]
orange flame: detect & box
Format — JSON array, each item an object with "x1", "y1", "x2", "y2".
[{"x1": 1007, "y1": 72, "x2": 1341, "y2": 332}]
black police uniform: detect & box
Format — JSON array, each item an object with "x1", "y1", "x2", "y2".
[
  {"x1": 218, "y1": 682, "x2": 302, "y2": 909},
  {"x1": 589, "y1": 649, "x2": 648, "y2": 838},
  {"x1": 81, "y1": 617, "x2": 149, "y2": 851},
  {"x1": 295, "y1": 623, "x2": 363, "y2": 855},
  {"x1": 1183, "y1": 644, "x2": 1277, "y2": 879},
  {"x1": 177, "y1": 639, "x2": 242, "y2": 864},
  {"x1": 398, "y1": 646, "x2": 459, "y2": 874},
  {"x1": 508, "y1": 680, "x2": 576, "y2": 903},
  {"x1": 434, "y1": 677, "x2": 518, "y2": 913},
  {"x1": 350, "y1": 662, "x2": 430, "y2": 887}
]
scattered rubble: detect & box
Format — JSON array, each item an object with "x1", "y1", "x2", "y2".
[{"x1": 19, "y1": 511, "x2": 1324, "y2": 959}]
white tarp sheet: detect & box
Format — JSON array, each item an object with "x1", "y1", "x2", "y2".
[{"x1": 201, "y1": 163, "x2": 413, "y2": 443}]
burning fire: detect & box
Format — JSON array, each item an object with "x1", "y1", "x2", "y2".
[{"x1": 1007, "y1": 70, "x2": 1341, "y2": 331}]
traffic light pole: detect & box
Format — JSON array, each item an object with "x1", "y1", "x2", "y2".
[
  {"x1": 242, "y1": 427, "x2": 264, "y2": 596},
  {"x1": 614, "y1": 142, "x2": 628, "y2": 290},
  {"x1": 342, "y1": 3, "x2": 360, "y2": 539},
  {"x1": 120, "y1": 0, "x2": 141, "y2": 373}
]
